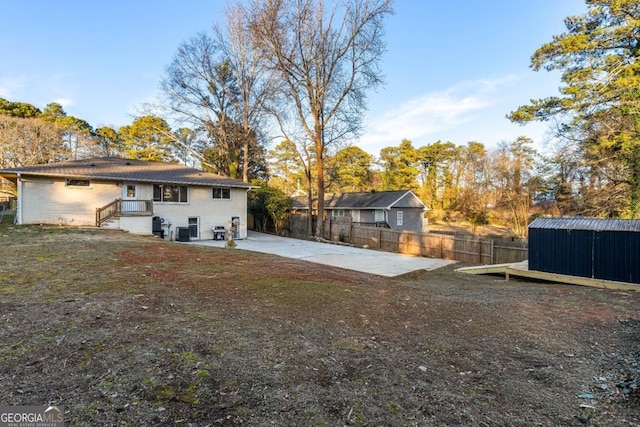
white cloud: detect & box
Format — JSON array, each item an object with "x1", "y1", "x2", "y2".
[
  {"x1": 0, "y1": 75, "x2": 27, "y2": 99},
  {"x1": 0, "y1": 73, "x2": 79, "y2": 113},
  {"x1": 358, "y1": 74, "x2": 534, "y2": 154},
  {"x1": 368, "y1": 92, "x2": 488, "y2": 142},
  {"x1": 52, "y1": 97, "x2": 75, "y2": 108}
]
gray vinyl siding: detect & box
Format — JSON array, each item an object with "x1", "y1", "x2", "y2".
[
  {"x1": 322, "y1": 190, "x2": 427, "y2": 232},
  {"x1": 334, "y1": 207, "x2": 424, "y2": 231},
  {"x1": 389, "y1": 207, "x2": 423, "y2": 232},
  {"x1": 394, "y1": 191, "x2": 426, "y2": 208},
  {"x1": 356, "y1": 210, "x2": 377, "y2": 223}
]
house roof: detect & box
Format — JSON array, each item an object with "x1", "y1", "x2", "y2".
[
  {"x1": 291, "y1": 196, "x2": 313, "y2": 210},
  {"x1": 293, "y1": 190, "x2": 427, "y2": 210},
  {"x1": 0, "y1": 157, "x2": 252, "y2": 189},
  {"x1": 529, "y1": 217, "x2": 640, "y2": 232}
]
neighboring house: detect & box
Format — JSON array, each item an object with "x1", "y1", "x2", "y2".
[
  {"x1": 292, "y1": 190, "x2": 428, "y2": 233},
  {"x1": 0, "y1": 178, "x2": 15, "y2": 204},
  {"x1": 0, "y1": 157, "x2": 253, "y2": 240},
  {"x1": 0, "y1": 190, "x2": 15, "y2": 204},
  {"x1": 291, "y1": 196, "x2": 317, "y2": 215}
]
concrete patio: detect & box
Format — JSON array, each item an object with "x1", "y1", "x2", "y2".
[{"x1": 186, "y1": 231, "x2": 456, "y2": 277}]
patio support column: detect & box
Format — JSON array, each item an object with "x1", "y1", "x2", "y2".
[{"x1": 16, "y1": 173, "x2": 22, "y2": 225}]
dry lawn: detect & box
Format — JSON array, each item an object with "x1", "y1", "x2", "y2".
[{"x1": 0, "y1": 226, "x2": 638, "y2": 426}]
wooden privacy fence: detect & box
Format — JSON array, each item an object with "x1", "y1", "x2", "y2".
[{"x1": 288, "y1": 215, "x2": 528, "y2": 265}]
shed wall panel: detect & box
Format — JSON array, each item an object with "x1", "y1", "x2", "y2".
[
  {"x1": 594, "y1": 231, "x2": 640, "y2": 283},
  {"x1": 529, "y1": 218, "x2": 640, "y2": 284},
  {"x1": 529, "y1": 228, "x2": 592, "y2": 277}
]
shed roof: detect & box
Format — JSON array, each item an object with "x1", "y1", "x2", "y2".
[
  {"x1": 529, "y1": 217, "x2": 640, "y2": 232},
  {"x1": 0, "y1": 157, "x2": 252, "y2": 189}
]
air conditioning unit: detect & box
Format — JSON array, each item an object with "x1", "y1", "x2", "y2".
[{"x1": 176, "y1": 227, "x2": 190, "y2": 242}]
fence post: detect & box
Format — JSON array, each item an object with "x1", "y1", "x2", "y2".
[{"x1": 490, "y1": 239, "x2": 495, "y2": 264}]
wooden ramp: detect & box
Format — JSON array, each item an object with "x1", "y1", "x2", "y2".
[{"x1": 456, "y1": 261, "x2": 640, "y2": 292}]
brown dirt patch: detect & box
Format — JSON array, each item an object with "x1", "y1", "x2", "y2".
[
  {"x1": 1, "y1": 225, "x2": 639, "y2": 426},
  {"x1": 428, "y1": 221, "x2": 516, "y2": 238}
]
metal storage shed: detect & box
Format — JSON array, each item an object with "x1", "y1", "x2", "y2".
[{"x1": 528, "y1": 217, "x2": 640, "y2": 284}]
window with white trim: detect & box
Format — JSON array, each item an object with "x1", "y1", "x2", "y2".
[
  {"x1": 374, "y1": 209, "x2": 385, "y2": 222},
  {"x1": 397, "y1": 210, "x2": 404, "y2": 226}
]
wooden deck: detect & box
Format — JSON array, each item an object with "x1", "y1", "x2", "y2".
[{"x1": 456, "y1": 260, "x2": 640, "y2": 292}]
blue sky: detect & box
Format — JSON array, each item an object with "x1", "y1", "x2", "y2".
[{"x1": 1, "y1": 0, "x2": 587, "y2": 156}]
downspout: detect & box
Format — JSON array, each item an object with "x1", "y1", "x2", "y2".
[
  {"x1": 245, "y1": 188, "x2": 251, "y2": 239},
  {"x1": 16, "y1": 173, "x2": 22, "y2": 225}
]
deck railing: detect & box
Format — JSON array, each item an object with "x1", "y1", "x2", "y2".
[
  {"x1": 353, "y1": 221, "x2": 390, "y2": 229},
  {"x1": 96, "y1": 199, "x2": 153, "y2": 226}
]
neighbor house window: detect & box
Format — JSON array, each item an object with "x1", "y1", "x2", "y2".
[
  {"x1": 374, "y1": 209, "x2": 385, "y2": 222},
  {"x1": 153, "y1": 184, "x2": 188, "y2": 203},
  {"x1": 212, "y1": 188, "x2": 231, "y2": 199},
  {"x1": 66, "y1": 179, "x2": 90, "y2": 187},
  {"x1": 397, "y1": 210, "x2": 404, "y2": 226}
]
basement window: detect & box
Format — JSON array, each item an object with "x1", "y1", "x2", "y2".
[
  {"x1": 66, "y1": 179, "x2": 90, "y2": 187},
  {"x1": 213, "y1": 188, "x2": 231, "y2": 199}
]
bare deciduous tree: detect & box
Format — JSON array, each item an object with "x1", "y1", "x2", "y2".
[
  {"x1": 161, "y1": 34, "x2": 240, "y2": 175},
  {"x1": 0, "y1": 116, "x2": 67, "y2": 170},
  {"x1": 249, "y1": 0, "x2": 393, "y2": 237},
  {"x1": 161, "y1": 4, "x2": 277, "y2": 182},
  {"x1": 216, "y1": 3, "x2": 279, "y2": 182}
]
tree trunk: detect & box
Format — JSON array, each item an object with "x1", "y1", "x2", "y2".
[
  {"x1": 242, "y1": 138, "x2": 249, "y2": 183},
  {"x1": 629, "y1": 146, "x2": 640, "y2": 218},
  {"x1": 314, "y1": 131, "x2": 325, "y2": 238},
  {"x1": 306, "y1": 172, "x2": 314, "y2": 237},
  {"x1": 242, "y1": 105, "x2": 251, "y2": 182}
]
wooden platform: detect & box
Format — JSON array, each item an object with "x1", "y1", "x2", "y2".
[{"x1": 455, "y1": 261, "x2": 640, "y2": 292}]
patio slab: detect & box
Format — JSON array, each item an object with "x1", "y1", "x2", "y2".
[{"x1": 187, "y1": 231, "x2": 456, "y2": 277}]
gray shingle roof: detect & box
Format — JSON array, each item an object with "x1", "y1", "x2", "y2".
[
  {"x1": 292, "y1": 190, "x2": 426, "y2": 210},
  {"x1": 0, "y1": 157, "x2": 252, "y2": 188},
  {"x1": 291, "y1": 196, "x2": 312, "y2": 209}
]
